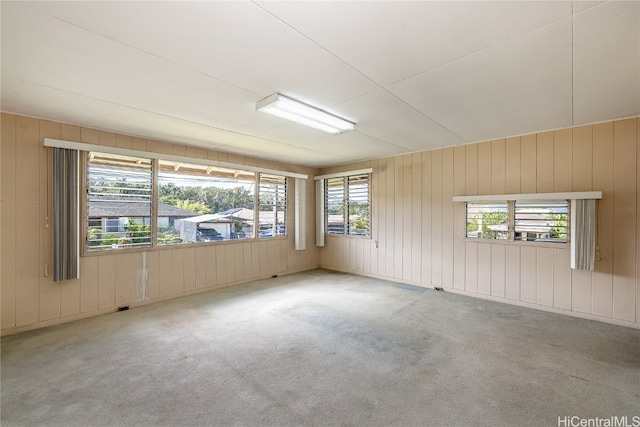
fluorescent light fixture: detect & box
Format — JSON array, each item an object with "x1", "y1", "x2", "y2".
[{"x1": 256, "y1": 93, "x2": 355, "y2": 134}]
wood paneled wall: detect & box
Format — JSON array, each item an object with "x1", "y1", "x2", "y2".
[
  {"x1": 320, "y1": 118, "x2": 640, "y2": 328},
  {"x1": 1, "y1": 113, "x2": 320, "y2": 335}
]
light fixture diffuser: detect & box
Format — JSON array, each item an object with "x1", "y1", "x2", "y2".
[{"x1": 256, "y1": 93, "x2": 355, "y2": 134}]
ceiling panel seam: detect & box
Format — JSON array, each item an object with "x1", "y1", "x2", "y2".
[
  {"x1": 384, "y1": 14, "x2": 575, "y2": 89},
  {"x1": 20, "y1": 2, "x2": 262, "y2": 98},
  {"x1": 2, "y1": 76, "x2": 248, "y2": 146},
  {"x1": 250, "y1": 1, "x2": 383, "y2": 92}
]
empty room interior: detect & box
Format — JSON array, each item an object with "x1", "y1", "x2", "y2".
[{"x1": 1, "y1": 1, "x2": 640, "y2": 426}]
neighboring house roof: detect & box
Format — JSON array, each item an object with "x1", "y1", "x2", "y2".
[
  {"x1": 179, "y1": 208, "x2": 257, "y2": 224},
  {"x1": 488, "y1": 212, "x2": 559, "y2": 234},
  {"x1": 178, "y1": 208, "x2": 285, "y2": 225},
  {"x1": 88, "y1": 200, "x2": 197, "y2": 218}
]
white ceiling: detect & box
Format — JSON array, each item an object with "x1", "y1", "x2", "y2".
[{"x1": 1, "y1": 1, "x2": 639, "y2": 168}]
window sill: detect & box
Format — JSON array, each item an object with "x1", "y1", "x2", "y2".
[
  {"x1": 461, "y1": 237, "x2": 569, "y2": 249},
  {"x1": 82, "y1": 236, "x2": 289, "y2": 256}
]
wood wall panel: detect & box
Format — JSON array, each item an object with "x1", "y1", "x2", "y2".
[
  {"x1": 536, "y1": 132, "x2": 554, "y2": 193},
  {"x1": 592, "y1": 122, "x2": 614, "y2": 317},
  {"x1": 491, "y1": 139, "x2": 506, "y2": 195},
  {"x1": 490, "y1": 245, "x2": 506, "y2": 298},
  {"x1": 1, "y1": 114, "x2": 17, "y2": 328},
  {"x1": 369, "y1": 159, "x2": 379, "y2": 277},
  {"x1": 411, "y1": 153, "x2": 422, "y2": 283},
  {"x1": 505, "y1": 137, "x2": 521, "y2": 194},
  {"x1": 554, "y1": 249, "x2": 572, "y2": 310},
  {"x1": 250, "y1": 242, "x2": 261, "y2": 280},
  {"x1": 98, "y1": 255, "x2": 116, "y2": 310},
  {"x1": 394, "y1": 156, "x2": 404, "y2": 279},
  {"x1": 431, "y1": 150, "x2": 443, "y2": 286},
  {"x1": 465, "y1": 242, "x2": 478, "y2": 293},
  {"x1": 421, "y1": 153, "x2": 432, "y2": 284},
  {"x1": 376, "y1": 158, "x2": 387, "y2": 277},
  {"x1": 612, "y1": 119, "x2": 637, "y2": 321},
  {"x1": 225, "y1": 244, "x2": 236, "y2": 284},
  {"x1": 401, "y1": 155, "x2": 412, "y2": 281},
  {"x1": 386, "y1": 157, "x2": 396, "y2": 278},
  {"x1": 572, "y1": 126, "x2": 593, "y2": 191},
  {"x1": 520, "y1": 134, "x2": 537, "y2": 193},
  {"x1": 195, "y1": 247, "x2": 207, "y2": 289},
  {"x1": 553, "y1": 129, "x2": 573, "y2": 192},
  {"x1": 465, "y1": 145, "x2": 478, "y2": 196},
  {"x1": 146, "y1": 246, "x2": 160, "y2": 300},
  {"x1": 536, "y1": 248, "x2": 554, "y2": 307},
  {"x1": 115, "y1": 253, "x2": 133, "y2": 306},
  {"x1": 478, "y1": 142, "x2": 492, "y2": 195},
  {"x1": 571, "y1": 269, "x2": 592, "y2": 314},
  {"x1": 505, "y1": 246, "x2": 521, "y2": 300},
  {"x1": 183, "y1": 247, "x2": 196, "y2": 292},
  {"x1": 15, "y1": 117, "x2": 40, "y2": 326},
  {"x1": 520, "y1": 246, "x2": 537, "y2": 304},
  {"x1": 453, "y1": 147, "x2": 465, "y2": 290},
  {"x1": 242, "y1": 243, "x2": 253, "y2": 282},
  {"x1": 442, "y1": 148, "x2": 454, "y2": 287},
  {"x1": 477, "y1": 244, "x2": 491, "y2": 295},
  {"x1": 80, "y1": 256, "x2": 99, "y2": 313}
]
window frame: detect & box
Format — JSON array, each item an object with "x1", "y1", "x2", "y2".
[
  {"x1": 80, "y1": 151, "x2": 291, "y2": 255},
  {"x1": 462, "y1": 199, "x2": 571, "y2": 246},
  {"x1": 323, "y1": 173, "x2": 371, "y2": 238}
]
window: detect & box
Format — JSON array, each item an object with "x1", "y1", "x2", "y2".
[
  {"x1": 463, "y1": 199, "x2": 569, "y2": 244},
  {"x1": 258, "y1": 174, "x2": 287, "y2": 238},
  {"x1": 465, "y1": 202, "x2": 509, "y2": 239},
  {"x1": 514, "y1": 200, "x2": 568, "y2": 243},
  {"x1": 86, "y1": 152, "x2": 153, "y2": 250},
  {"x1": 324, "y1": 174, "x2": 370, "y2": 236},
  {"x1": 157, "y1": 160, "x2": 256, "y2": 245},
  {"x1": 84, "y1": 152, "x2": 292, "y2": 251}
]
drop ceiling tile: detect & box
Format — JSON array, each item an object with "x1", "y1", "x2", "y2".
[
  {"x1": 23, "y1": 1, "x2": 378, "y2": 105},
  {"x1": 258, "y1": 1, "x2": 572, "y2": 86},
  {"x1": 256, "y1": 122, "x2": 408, "y2": 164},
  {"x1": 1, "y1": 77, "x2": 241, "y2": 150},
  {"x1": 573, "y1": 0, "x2": 640, "y2": 125},
  {"x1": 572, "y1": 1, "x2": 607, "y2": 14},
  {"x1": 218, "y1": 136, "x2": 348, "y2": 168},
  {"x1": 1, "y1": 3, "x2": 277, "y2": 135},
  {"x1": 335, "y1": 89, "x2": 467, "y2": 151},
  {"x1": 388, "y1": 18, "x2": 574, "y2": 143}
]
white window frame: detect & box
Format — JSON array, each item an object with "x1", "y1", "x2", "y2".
[
  {"x1": 315, "y1": 169, "x2": 372, "y2": 240},
  {"x1": 453, "y1": 192, "x2": 601, "y2": 246}
]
